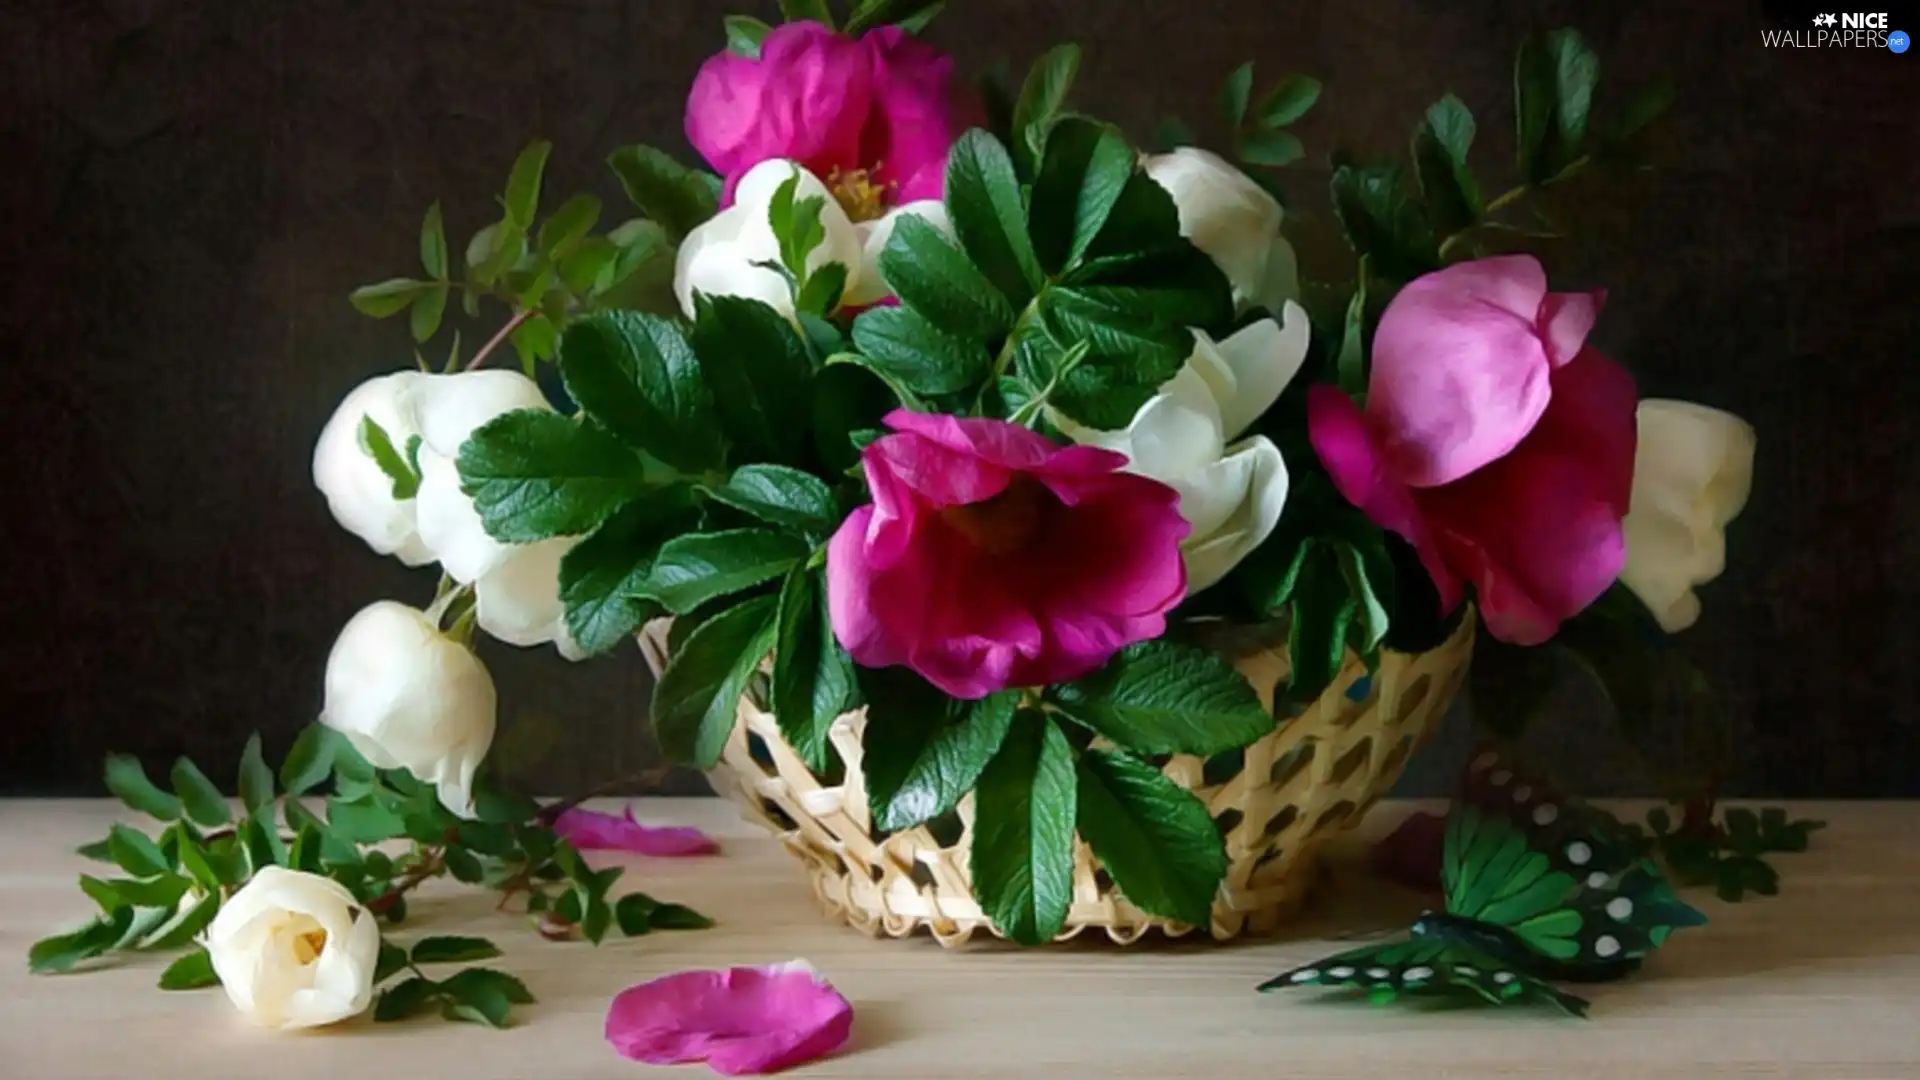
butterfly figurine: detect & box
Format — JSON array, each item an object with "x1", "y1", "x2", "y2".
[{"x1": 1259, "y1": 748, "x2": 1707, "y2": 1016}]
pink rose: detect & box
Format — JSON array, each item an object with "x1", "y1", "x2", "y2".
[
  {"x1": 827, "y1": 411, "x2": 1190, "y2": 699},
  {"x1": 1306, "y1": 255, "x2": 1637, "y2": 645},
  {"x1": 685, "y1": 22, "x2": 971, "y2": 209}
]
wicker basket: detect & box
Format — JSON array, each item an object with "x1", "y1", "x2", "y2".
[{"x1": 638, "y1": 616, "x2": 1474, "y2": 946}]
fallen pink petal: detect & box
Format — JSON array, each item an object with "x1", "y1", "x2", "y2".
[
  {"x1": 605, "y1": 960, "x2": 855, "y2": 1076},
  {"x1": 554, "y1": 804, "x2": 720, "y2": 857}
]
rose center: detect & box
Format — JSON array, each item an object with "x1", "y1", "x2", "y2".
[
  {"x1": 291, "y1": 927, "x2": 329, "y2": 965},
  {"x1": 826, "y1": 166, "x2": 892, "y2": 223},
  {"x1": 941, "y1": 476, "x2": 1054, "y2": 555}
]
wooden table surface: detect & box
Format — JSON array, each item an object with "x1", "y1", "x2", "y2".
[{"x1": 4, "y1": 798, "x2": 1917, "y2": 1079}]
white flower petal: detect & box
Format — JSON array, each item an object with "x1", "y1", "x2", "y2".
[
  {"x1": 1143, "y1": 147, "x2": 1295, "y2": 314},
  {"x1": 1211, "y1": 301, "x2": 1312, "y2": 438},
  {"x1": 674, "y1": 203, "x2": 748, "y2": 316},
  {"x1": 205, "y1": 867, "x2": 380, "y2": 1030},
  {"x1": 475, "y1": 537, "x2": 573, "y2": 649},
  {"x1": 311, "y1": 371, "x2": 433, "y2": 566},
  {"x1": 848, "y1": 199, "x2": 951, "y2": 306},
  {"x1": 1180, "y1": 436, "x2": 1288, "y2": 592},
  {"x1": 414, "y1": 451, "x2": 515, "y2": 583},
  {"x1": 1620, "y1": 400, "x2": 1757, "y2": 633},
  {"x1": 399, "y1": 369, "x2": 553, "y2": 460},
  {"x1": 1124, "y1": 375, "x2": 1229, "y2": 482}
]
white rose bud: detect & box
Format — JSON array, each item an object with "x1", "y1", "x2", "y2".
[
  {"x1": 1143, "y1": 147, "x2": 1299, "y2": 314},
  {"x1": 1620, "y1": 400, "x2": 1757, "y2": 632},
  {"x1": 204, "y1": 867, "x2": 380, "y2": 1030},
  {"x1": 311, "y1": 371, "x2": 434, "y2": 566},
  {"x1": 401, "y1": 370, "x2": 555, "y2": 585},
  {"x1": 320, "y1": 600, "x2": 496, "y2": 817}
]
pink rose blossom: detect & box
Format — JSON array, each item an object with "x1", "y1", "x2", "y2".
[
  {"x1": 1307, "y1": 255, "x2": 1637, "y2": 645},
  {"x1": 827, "y1": 411, "x2": 1190, "y2": 699},
  {"x1": 686, "y1": 22, "x2": 972, "y2": 208}
]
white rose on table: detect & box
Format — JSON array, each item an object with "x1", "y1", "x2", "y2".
[
  {"x1": 1055, "y1": 304, "x2": 1312, "y2": 593},
  {"x1": 673, "y1": 158, "x2": 950, "y2": 318},
  {"x1": 204, "y1": 867, "x2": 380, "y2": 1030},
  {"x1": 1143, "y1": 147, "x2": 1299, "y2": 314},
  {"x1": 321, "y1": 599, "x2": 497, "y2": 817},
  {"x1": 1619, "y1": 399, "x2": 1757, "y2": 632},
  {"x1": 311, "y1": 371, "x2": 435, "y2": 566}
]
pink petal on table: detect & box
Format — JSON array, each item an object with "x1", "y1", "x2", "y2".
[
  {"x1": 1370, "y1": 811, "x2": 1447, "y2": 895},
  {"x1": 606, "y1": 961, "x2": 855, "y2": 1075},
  {"x1": 553, "y1": 805, "x2": 719, "y2": 856}
]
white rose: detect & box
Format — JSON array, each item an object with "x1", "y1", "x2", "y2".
[
  {"x1": 311, "y1": 371, "x2": 435, "y2": 566},
  {"x1": 1619, "y1": 400, "x2": 1756, "y2": 632},
  {"x1": 1056, "y1": 303, "x2": 1312, "y2": 592},
  {"x1": 1143, "y1": 147, "x2": 1299, "y2": 314},
  {"x1": 204, "y1": 867, "x2": 379, "y2": 1030},
  {"x1": 673, "y1": 158, "x2": 950, "y2": 318},
  {"x1": 320, "y1": 599, "x2": 496, "y2": 816}
]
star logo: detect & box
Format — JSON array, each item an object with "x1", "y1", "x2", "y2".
[{"x1": 1813, "y1": 13, "x2": 1837, "y2": 26}]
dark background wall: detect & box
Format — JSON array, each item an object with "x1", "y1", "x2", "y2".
[{"x1": 2, "y1": 0, "x2": 1914, "y2": 799}]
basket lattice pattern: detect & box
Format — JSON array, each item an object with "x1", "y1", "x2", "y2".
[{"x1": 638, "y1": 617, "x2": 1474, "y2": 946}]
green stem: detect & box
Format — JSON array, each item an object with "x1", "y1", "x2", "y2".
[{"x1": 1435, "y1": 155, "x2": 1592, "y2": 262}]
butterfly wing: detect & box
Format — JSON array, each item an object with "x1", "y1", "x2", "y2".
[
  {"x1": 1447, "y1": 747, "x2": 1708, "y2": 978},
  {"x1": 1259, "y1": 936, "x2": 1589, "y2": 1017}
]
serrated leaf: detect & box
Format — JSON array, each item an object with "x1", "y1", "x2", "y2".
[
  {"x1": 558, "y1": 310, "x2": 724, "y2": 473},
  {"x1": 410, "y1": 935, "x2": 502, "y2": 964},
  {"x1": 1239, "y1": 128, "x2": 1304, "y2": 168},
  {"x1": 102, "y1": 873, "x2": 190, "y2": 909},
  {"x1": 237, "y1": 732, "x2": 275, "y2": 816},
  {"x1": 1219, "y1": 62, "x2": 1254, "y2": 129},
  {"x1": 1413, "y1": 93, "x2": 1483, "y2": 237},
  {"x1": 538, "y1": 193, "x2": 601, "y2": 257},
  {"x1": 558, "y1": 488, "x2": 693, "y2": 656},
  {"x1": 170, "y1": 759, "x2": 229, "y2": 827},
  {"x1": 357, "y1": 414, "x2": 422, "y2": 499},
  {"x1": 349, "y1": 278, "x2": 428, "y2": 318},
  {"x1": 441, "y1": 967, "x2": 535, "y2": 1005},
  {"x1": 772, "y1": 567, "x2": 854, "y2": 772},
  {"x1": 1329, "y1": 162, "x2": 1437, "y2": 284},
  {"x1": 326, "y1": 797, "x2": 407, "y2": 844},
  {"x1": 607, "y1": 145, "x2": 722, "y2": 243},
  {"x1": 640, "y1": 528, "x2": 808, "y2": 614},
  {"x1": 504, "y1": 140, "x2": 552, "y2": 228},
  {"x1": 945, "y1": 130, "x2": 1043, "y2": 308},
  {"x1": 1546, "y1": 29, "x2": 1599, "y2": 176},
  {"x1": 456, "y1": 411, "x2": 653, "y2": 543},
  {"x1": 104, "y1": 755, "x2": 180, "y2": 820},
  {"x1": 1257, "y1": 73, "x2": 1322, "y2": 128},
  {"x1": 864, "y1": 677, "x2": 1021, "y2": 831},
  {"x1": 970, "y1": 711, "x2": 1076, "y2": 946},
  {"x1": 1026, "y1": 117, "x2": 1135, "y2": 274},
  {"x1": 157, "y1": 947, "x2": 219, "y2": 990},
  {"x1": 443, "y1": 846, "x2": 484, "y2": 884},
  {"x1": 848, "y1": 305, "x2": 993, "y2": 396},
  {"x1": 142, "y1": 892, "x2": 220, "y2": 950},
  {"x1": 614, "y1": 892, "x2": 656, "y2": 936},
  {"x1": 1052, "y1": 642, "x2": 1272, "y2": 756},
  {"x1": 278, "y1": 725, "x2": 338, "y2": 796},
  {"x1": 373, "y1": 976, "x2": 439, "y2": 1022},
  {"x1": 687, "y1": 294, "x2": 815, "y2": 466},
  {"x1": 1010, "y1": 43, "x2": 1081, "y2": 176},
  {"x1": 28, "y1": 908, "x2": 133, "y2": 974},
  {"x1": 1075, "y1": 748, "x2": 1225, "y2": 926},
  {"x1": 705, "y1": 465, "x2": 839, "y2": 538},
  {"x1": 107, "y1": 824, "x2": 173, "y2": 878},
  {"x1": 879, "y1": 214, "x2": 1016, "y2": 342},
  {"x1": 652, "y1": 595, "x2": 779, "y2": 769}
]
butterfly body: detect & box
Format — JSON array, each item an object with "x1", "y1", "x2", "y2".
[{"x1": 1260, "y1": 751, "x2": 1706, "y2": 1017}]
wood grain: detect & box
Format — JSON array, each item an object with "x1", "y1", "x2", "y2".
[{"x1": 3, "y1": 798, "x2": 1916, "y2": 1078}]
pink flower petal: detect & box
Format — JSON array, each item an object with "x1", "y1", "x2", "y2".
[
  {"x1": 1536, "y1": 288, "x2": 1605, "y2": 368},
  {"x1": 686, "y1": 23, "x2": 873, "y2": 200},
  {"x1": 858, "y1": 27, "x2": 965, "y2": 200},
  {"x1": 606, "y1": 961, "x2": 854, "y2": 1076},
  {"x1": 552, "y1": 805, "x2": 718, "y2": 857}
]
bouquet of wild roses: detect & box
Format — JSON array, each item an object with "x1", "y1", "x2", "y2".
[{"x1": 305, "y1": 3, "x2": 1759, "y2": 948}]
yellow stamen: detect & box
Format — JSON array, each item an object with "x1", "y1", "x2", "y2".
[
  {"x1": 826, "y1": 165, "x2": 895, "y2": 223},
  {"x1": 292, "y1": 928, "x2": 329, "y2": 965}
]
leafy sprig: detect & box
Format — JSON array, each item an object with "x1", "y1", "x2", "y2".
[{"x1": 1625, "y1": 805, "x2": 1825, "y2": 903}]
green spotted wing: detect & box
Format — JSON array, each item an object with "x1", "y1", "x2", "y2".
[{"x1": 1257, "y1": 936, "x2": 1590, "y2": 1017}]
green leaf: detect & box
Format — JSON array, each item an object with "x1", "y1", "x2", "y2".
[
  {"x1": 504, "y1": 140, "x2": 552, "y2": 228},
  {"x1": 440, "y1": 967, "x2": 534, "y2": 1005},
  {"x1": 75, "y1": 839, "x2": 113, "y2": 863},
  {"x1": 1546, "y1": 29, "x2": 1600, "y2": 176},
  {"x1": 705, "y1": 465, "x2": 840, "y2": 538},
  {"x1": 1513, "y1": 33, "x2": 1556, "y2": 185},
  {"x1": 1284, "y1": 545, "x2": 1356, "y2": 703},
  {"x1": 1052, "y1": 642, "x2": 1272, "y2": 756},
  {"x1": 581, "y1": 891, "x2": 613, "y2": 944},
  {"x1": 107, "y1": 824, "x2": 173, "y2": 878},
  {"x1": 349, "y1": 278, "x2": 428, "y2": 318},
  {"x1": 1333, "y1": 266, "x2": 1367, "y2": 395},
  {"x1": 510, "y1": 312, "x2": 558, "y2": 373},
  {"x1": 849, "y1": 305, "x2": 993, "y2": 396},
  {"x1": 945, "y1": 130, "x2": 1044, "y2": 308},
  {"x1": 1333, "y1": 537, "x2": 1393, "y2": 659},
  {"x1": 607, "y1": 145, "x2": 722, "y2": 244},
  {"x1": 794, "y1": 261, "x2": 848, "y2": 317},
  {"x1": 443, "y1": 846, "x2": 484, "y2": 884},
  {"x1": 860, "y1": 669, "x2": 1019, "y2": 830},
  {"x1": 537, "y1": 193, "x2": 602, "y2": 258},
  {"x1": 373, "y1": 976, "x2": 439, "y2": 1022},
  {"x1": 157, "y1": 947, "x2": 219, "y2": 990},
  {"x1": 237, "y1": 732, "x2": 275, "y2": 816},
  {"x1": 613, "y1": 892, "x2": 655, "y2": 935},
  {"x1": 143, "y1": 892, "x2": 220, "y2": 950},
  {"x1": 104, "y1": 872, "x2": 191, "y2": 909},
  {"x1": 1412, "y1": 94, "x2": 1482, "y2": 237},
  {"x1": 373, "y1": 941, "x2": 410, "y2": 983},
  {"x1": 879, "y1": 214, "x2": 1016, "y2": 342},
  {"x1": 1328, "y1": 162, "x2": 1437, "y2": 284},
  {"x1": 1256, "y1": 73, "x2": 1322, "y2": 128},
  {"x1": 647, "y1": 902, "x2": 715, "y2": 930},
  {"x1": 326, "y1": 797, "x2": 407, "y2": 844},
  {"x1": 970, "y1": 711, "x2": 1076, "y2": 946},
  {"x1": 78, "y1": 875, "x2": 123, "y2": 911},
  {"x1": 768, "y1": 175, "x2": 829, "y2": 278},
  {"x1": 356, "y1": 414, "x2": 422, "y2": 499},
  {"x1": 410, "y1": 936, "x2": 502, "y2": 964},
  {"x1": 1026, "y1": 117, "x2": 1135, "y2": 274},
  {"x1": 1610, "y1": 77, "x2": 1675, "y2": 142},
  {"x1": 28, "y1": 908, "x2": 133, "y2": 974},
  {"x1": 778, "y1": 0, "x2": 834, "y2": 25},
  {"x1": 844, "y1": 0, "x2": 943, "y2": 33},
  {"x1": 772, "y1": 567, "x2": 855, "y2": 772},
  {"x1": 687, "y1": 294, "x2": 815, "y2": 466},
  {"x1": 1238, "y1": 129, "x2": 1304, "y2": 168},
  {"x1": 419, "y1": 202, "x2": 449, "y2": 279},
  {"x1": 170, "y1": 758, "x2": 230, "y2": 827},
  {"x1": 558, "y1": 311, "x2": 724, "y2": 473},
  {"x1": 1010, "y1": 44, "x2": 1081, "y2": 176},
  {"x1": 278, "y1": 725, "x2": 338, "y2": 796},
  {"x1": 1219, "y1": 62, "x2": 1254, "y2": 129},
  {"x1": 457, "y1": 411, "x2": 652, "y2": 542},
  {"x1": 641, "y1": 528, "x2": 809, "y2": 614},
  {"x1": 1075, "y1": 748, "x2": 1225, "y2": 926},
  {"x1": 104, "y1": 755, "x2": 180, "y2": 820},
  {"x1": 558, "y1": 488, "x2": 693, "y2": 656},
  {"x1": 724, "y1": 14, "x2": 772, "y2": 56},
  {"x1": 653, "y1": 595, "x2": 779, "y2": 769}
]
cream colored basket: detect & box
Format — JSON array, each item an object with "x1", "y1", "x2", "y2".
[{"x1": 638, "y1": 616, "x2": 1474, "y2": 946}]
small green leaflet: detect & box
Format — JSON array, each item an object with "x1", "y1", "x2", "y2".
[
  {"x1": 357, "y1": 416, "x2": 423, "y2": 499},
  {"x1": 1074, "y1": 749, "x2": 1225, "y2": 927},
  {"x1": 861, "y1": 670, "x2": 1018, "y2": 831},
  {"x1": 771, "y1": 567, "x2": 856, "y2": 773},
  {"x1": 1051, "y1": 641, "x2": 1273, "y2": 756},
  {"x1": 640, "y1": 529, "x2": 809, "y2": 615},
  {"x1": 652, "y1": 595, "x2": 779, "y2": 769},
  {"x1": 969, "y1": 711, "x2": 1076, "y2": 946},
  {"x1": 456, "y1": 411, "x2": 654, "y2": 543}
]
